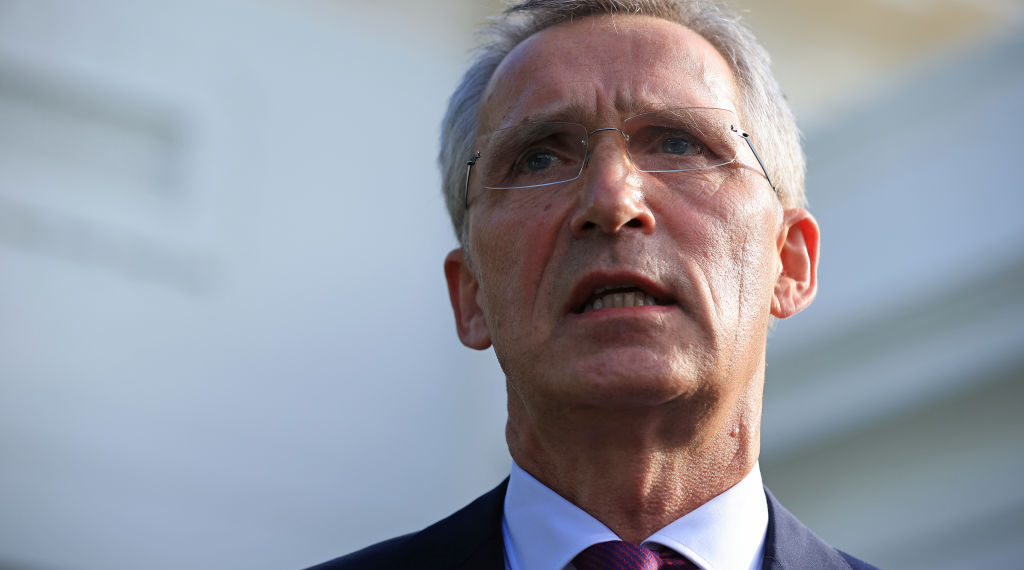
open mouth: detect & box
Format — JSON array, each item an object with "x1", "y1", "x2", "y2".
[{"x1": 573, "y1": 285, "x2": 669, "y2": 314}]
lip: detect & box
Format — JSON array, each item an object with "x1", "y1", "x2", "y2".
[{"x1": 564, "y1": 270, "x2": 676, "y2": 315}]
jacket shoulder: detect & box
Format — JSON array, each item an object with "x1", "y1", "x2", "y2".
[
  {"x1": 303, "y1": 480, "x2": 508, "y2": 570},
  {"x1": 762, "y1": 488, "x2": 881, "y2": 570},
  {"x1": 304, "y1": 533, "x2": 416, "y2": 570}
]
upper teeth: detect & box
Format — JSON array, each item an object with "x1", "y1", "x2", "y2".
[{"x1": 584, "y1": 289, "x2": 657, "y2": 312}]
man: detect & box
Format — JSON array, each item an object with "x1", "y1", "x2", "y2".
[{"x1": 311, "y1": 0, "x2": 877, "y2": 568}]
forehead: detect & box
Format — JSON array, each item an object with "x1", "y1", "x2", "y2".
[{"x1": 480, "y1": 14, "x2": 740, "y2": 132}]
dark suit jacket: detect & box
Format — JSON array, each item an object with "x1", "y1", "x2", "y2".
[{"x1": 307, "y1": 480, "x2": 879, "y2": 569}]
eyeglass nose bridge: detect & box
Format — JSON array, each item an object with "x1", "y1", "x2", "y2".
[{"x1": 580, "y1": 126, "x2": 632, "y2": 170}]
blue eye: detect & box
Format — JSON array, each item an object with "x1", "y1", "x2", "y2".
[
  {"x1": 661, "y1": 137, "x2": 693, "y2": 155},
  {"x1": 524, "y1": 152, "x2": 555, "y2": 172}
]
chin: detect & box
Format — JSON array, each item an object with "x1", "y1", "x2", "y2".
[{"x1": 567, "y1": 355, "x2": 705, "y2": 409}]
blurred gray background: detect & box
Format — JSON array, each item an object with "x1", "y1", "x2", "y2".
[{"x1": 1, "y1": 0, "x2": 1022, "y2": 569}]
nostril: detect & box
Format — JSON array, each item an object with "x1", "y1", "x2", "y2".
[
  {"x1": 582, "y1": 221, "x2": 596, "y2": 231},
  {"x1": 626, "y1": 218, "x2": 642, "y2": 228}
]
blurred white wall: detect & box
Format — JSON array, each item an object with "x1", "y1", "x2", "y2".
[
  {"x1": 0, "y1": 1, "x2": 1021, "y2": 569},
  {"x1": 761, "y1": 29, "x2": 1024, "y2": 570},
  {"x1": 0, "y1": 1, "x2": 509, "y2": 569}
]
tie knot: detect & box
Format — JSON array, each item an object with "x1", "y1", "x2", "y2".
[{"x1": 573, "y1": 540, "x2": 692, "y2": 570}]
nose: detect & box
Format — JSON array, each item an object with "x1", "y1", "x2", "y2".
[{"x1": 569, "y1": 130, "x2": 656, "y2": 237}]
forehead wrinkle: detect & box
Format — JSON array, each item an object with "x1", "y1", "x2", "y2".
[
  {"x1": 627, "y1": 54, "x2": 724, "y2": 113},
  {"x1": 481, "y1": 73, "x2": 587, "y2": 132},
  {"x1": 517, "y1": 95, "x2": 596, "y2": 125},
  {"x1": 481, "y1": 16, "x2": 739, "y2": 133},
  {"x1": 496, "y1": 64, "x2": 726, "y2": 132}
]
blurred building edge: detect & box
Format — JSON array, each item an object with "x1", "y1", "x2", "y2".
[
  {"x1": 0, "y1": 50, "x2": 216, "y2": 295},
  {"x1": 761, "y1": 25, "x2": 1024, "y2": 570}
]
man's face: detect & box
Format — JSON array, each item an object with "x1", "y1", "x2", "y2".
[{"x1": 446, "y1": 15, "x2": 817, "y2": 417}]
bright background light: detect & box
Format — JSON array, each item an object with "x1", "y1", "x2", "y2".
[{"x1": 0, "y1": 1, "x2": 1021, "y2": 569}]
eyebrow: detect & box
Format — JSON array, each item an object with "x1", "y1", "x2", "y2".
[
  {"x1": 515, "y1": 83, "x2": 723, "y2": 128},
  {"x1": 519, "y1": 101, "x2": 593, "y2": 125},
  {"x1": 515, "y1": 100, "x2": 717, "y2": 128}
]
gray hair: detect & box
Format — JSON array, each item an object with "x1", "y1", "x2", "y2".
[{"x1": 439, "y1": 0, "x2": 806, "y2": 245}]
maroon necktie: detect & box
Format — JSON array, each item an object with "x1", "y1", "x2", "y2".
[{"x1": 573, "y1": 540, "x2": 694, "y2": 569}]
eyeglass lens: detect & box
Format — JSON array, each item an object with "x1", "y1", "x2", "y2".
[{"x1": 475, "y1": 107, "x2": 742, "y2": 190}]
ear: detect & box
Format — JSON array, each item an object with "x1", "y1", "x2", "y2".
[
  {"x1": 771, "y1": 209, "x2": 820, "y2": 319},
  {"x1": 444, "y1": 248, "x2": 492, "y2": 350}
]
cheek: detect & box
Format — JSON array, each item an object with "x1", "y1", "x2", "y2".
[
  {"x1": 671, "y1": 182, "x2": 779, "y2": 321},
  {"x1": 721, "y1": 202, "x2": 780, "y2": 324},
  {"x1": 468, "y1": 192, "x2": 567, "y2": 325}
]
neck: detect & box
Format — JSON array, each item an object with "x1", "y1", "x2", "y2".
[{"x1": 505, "y1": 382, "x2": 761, "y2": 544}]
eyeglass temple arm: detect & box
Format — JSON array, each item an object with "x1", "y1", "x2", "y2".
[
  {"x1": 464, "y1": 152, "x2": 480, "y2": 209},
  {"x1": 732, "y1": 127, "x2": 776, "y2": 193}
]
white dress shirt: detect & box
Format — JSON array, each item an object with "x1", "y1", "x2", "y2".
[{"x1": 501, "y1": 462, "x2": 768, "y2": 570}]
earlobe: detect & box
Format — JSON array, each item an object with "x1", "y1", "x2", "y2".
[
  {"x1": 444, "y1": 248, "x2": 492, "y2": 350},
  {"x1": 771, "y1": 209, "x2": 820, "y2": 319}
]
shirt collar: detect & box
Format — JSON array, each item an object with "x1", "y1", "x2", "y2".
[{"x1": 502, "y1": 462, "x2": 768, "y2": 570}]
